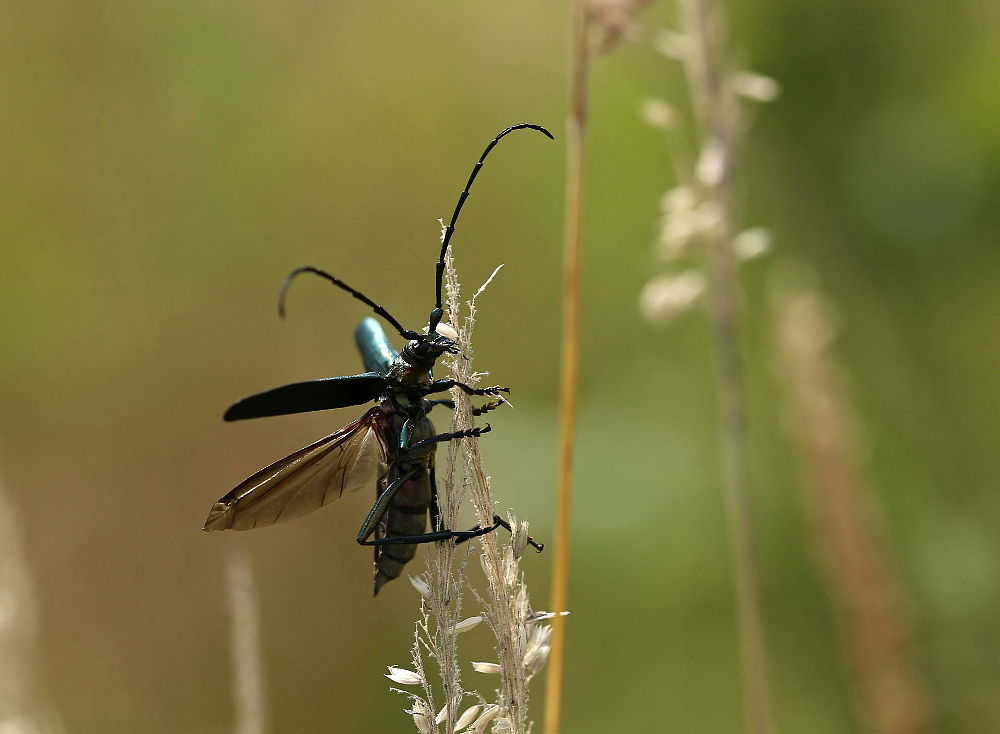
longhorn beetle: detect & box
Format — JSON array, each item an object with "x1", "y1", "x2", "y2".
[{"x1": 204, "y1": 123, "x2": 551, "y2": 594}]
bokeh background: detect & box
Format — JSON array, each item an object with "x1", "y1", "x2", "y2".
[{"x1": 1, "y1": 0, "x2": 999, "y2": 732}]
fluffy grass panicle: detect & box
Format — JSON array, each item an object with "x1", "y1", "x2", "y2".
[{"x1": 386, "y1": 245, "x2": 553, "y2": 734}]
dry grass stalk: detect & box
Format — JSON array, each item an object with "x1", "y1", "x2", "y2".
[
  {"x1": 0, "y1": 477, "x2": 60, "y2": 734},
  {"x1": 388, "y1": 248, "x2": 552, "y2": 734},
  {"x1": 224, "y1": 544, "x2": 268, "y2": 734},
  {"x1": 772, "y1": 278, "x2": 933, "y2": 734},
  {"x1": 546, "y1": 4, "x2": 653, "y2": 734}
]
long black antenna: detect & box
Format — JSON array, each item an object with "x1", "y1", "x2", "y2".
[
  {"x1": 279, "y1": 266, "x2": 420, "y2": 340},
  {"x1": 430, "y1": 123, "x2": 554, "y2": 329}
]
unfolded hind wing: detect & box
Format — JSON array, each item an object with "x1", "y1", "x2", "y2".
[{"x1": 205, "y1": 408, "x2": 388, "y2": 531}]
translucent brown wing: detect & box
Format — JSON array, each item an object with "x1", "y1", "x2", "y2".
[{"x1": 204, "y1": 408, "x2": 389, "y2": 531}]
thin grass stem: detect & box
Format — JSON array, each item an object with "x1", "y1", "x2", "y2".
[{"x1": 543, "y1": 1, "x2": 590, "y2": 732}]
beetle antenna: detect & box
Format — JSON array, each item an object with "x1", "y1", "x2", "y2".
[
  {"x1": 430, "y1": 123, "x2": 554, "y2": 330},
  {"x1": 279, "y1": 266, "x2": 421, "y2": 341}
]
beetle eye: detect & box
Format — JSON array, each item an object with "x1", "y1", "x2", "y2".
[{"x1": 435, "y1": 322, "x2": 459, "y2": 340}]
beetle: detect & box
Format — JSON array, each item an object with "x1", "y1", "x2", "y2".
[{"x1": 204, "y1": 123, "x2": 550, "y2": 594}]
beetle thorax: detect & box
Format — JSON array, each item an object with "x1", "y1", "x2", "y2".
[{"x1": 386, "y1": 355, "x2": 433, "y2": 413}]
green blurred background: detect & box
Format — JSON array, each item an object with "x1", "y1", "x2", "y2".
[{"x1": 1, "y1": 0, "x2": 998, "y2": 731}]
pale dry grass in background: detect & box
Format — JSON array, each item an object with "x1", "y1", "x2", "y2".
[
  {"x1": 772, "y1": 271, "x2": 933, "y2": 734},
  {"x1": 639, "y1": 3, "x2": 938, "y2": 730},
  {"x1": 638, "y1": 1, "x2": 779, "y2": 732},
  {"x1": 224, "y1": 544, "x2": 268, "y2": 734},
  {"x1": 387, "y1": 250, "x2": 552, "y2": 734},
  {"x1": 0, "y1": 476, "x2": 60, "y2": 734}
]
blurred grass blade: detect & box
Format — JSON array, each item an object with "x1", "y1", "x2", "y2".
[
  {"x1": 0, "y1": 474, "x2": 60, "y2": 734},
  {"x1": 771, "y1": 273, "x2": 933, "y2": 734},
  {"x1": 225, "y1": 544, "x2": 268, "y2": 734}
]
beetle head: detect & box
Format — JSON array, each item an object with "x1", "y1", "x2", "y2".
[{"x1": 402, "y1": 326, "x2": 458, "y2": 367}]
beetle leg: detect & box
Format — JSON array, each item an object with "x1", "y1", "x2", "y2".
[
  {"x1": 361, "y1": 513, "x2": 543, "y2": 550},
  {"x1": 472, "y1": 397, "x2": 506, "y2": 416},
  {"x1": 454, "y1": 515, "x2": 545, "y2": 552},
  {"x1": 425, "y1": 398, "x2": 456, "y2": 413},
  {"x1": 425, "y1": 396, "x2": 504, "y2": 415},
  {"x1": 424, "y1": 396, "x2": 503, "y2": 417},
  {"x1": 427, "y1": 379, "x2": 510, "y2": 397},
  {"x1": 404, "y1": 424, "x2": 491, "y2": 454},
  {"x1": 471, "y1": 385, "x2": 510, "y2": 397},
  {"x1": 361, "y1": 520, "x2": 502, "y2": 546},
  {"x1": 356, "y1": 466, "x2": 422, "y2": 544}
]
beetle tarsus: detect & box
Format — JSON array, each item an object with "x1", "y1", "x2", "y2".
[
  {"x1": 403, "y1": 424, "x2": 490, "y2": 454},
  {"x1": 474, "y1": 385, "x2": 510, "y2": 397},
  {"x1": 472, "y1": 397, "x2": 505, "y2": 416},
  {"x1": 454, "y1": 423, "x2": 491, "y2": 439},
  {"x1": 453, "y1": 515, "x2": 545, "y2": 552},
  {"x1": 491, "y1": 515, "x2": 545, "y2": 552}
]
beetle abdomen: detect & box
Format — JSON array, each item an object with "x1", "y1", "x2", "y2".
[{"x1": 373, "y1": 467, "x2": 433, "y2": 595}]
